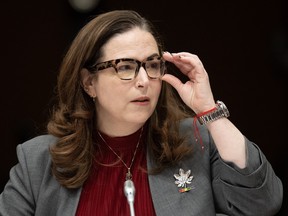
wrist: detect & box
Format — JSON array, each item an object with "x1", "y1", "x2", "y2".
[{"x1": 196, "y1": 100, "x2": 230, "y2": 125}]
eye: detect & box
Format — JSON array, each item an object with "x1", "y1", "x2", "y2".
[
  {"x1": 117, "y1": 64, "x2": 134, "y2": 72},
  {"x1": 151, "y1": 61, "x2": 160, "y2": 69},
  {"x1": 146, "y1": 60, "x2": 161, "y2": 70},
  {"x1": 116, "y1": 61, "x2": 137, "y2": 72}
]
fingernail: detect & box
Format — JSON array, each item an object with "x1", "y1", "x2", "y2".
[{"x1": 163, "y1": 51, "x2": 171, "y2": 54}]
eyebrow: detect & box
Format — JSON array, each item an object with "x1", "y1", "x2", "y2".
[
  {"x1": 146, "y1": 53, "x2": 161, "y2": 61},
  {"x1": 95, "y1": 53, "x2": 161, "y2": 67},
  {"x1": 113, "y1": 53, "x2": 160, "y2": 62}
]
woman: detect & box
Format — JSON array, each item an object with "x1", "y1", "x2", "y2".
[{"x1": 0, "y1": 10, "x2": 283, "y2": 215}]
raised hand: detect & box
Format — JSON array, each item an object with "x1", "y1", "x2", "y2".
[{"x1": 161, "y1": 52, "x2": 216, "y2": 114}]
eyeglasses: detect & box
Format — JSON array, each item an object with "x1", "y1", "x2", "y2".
[{"x1": 87, "y1": 55, "x2": 166, "y2": 80}]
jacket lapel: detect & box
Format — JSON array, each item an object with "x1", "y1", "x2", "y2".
[
  {"x1": 147, "y1": 156, "x2": 180, "y2": 215},
  {"x1": 56, "y1": 187, "x2": 82, "y2": 216},
  {"x1": 147, "y1": 150, "x2": 216, "y2": 216}
]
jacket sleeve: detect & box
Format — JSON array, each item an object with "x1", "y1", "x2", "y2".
[
  {"x1": 211, "y1": 137, "x2": 283, "y2": 216},
  {"x1": 0, "y1": 144, "x2": 36, "y2": 215}
]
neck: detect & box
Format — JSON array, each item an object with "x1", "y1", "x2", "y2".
[{"x1": 97, "y1": 121, "x2": 145, "y2": 137}]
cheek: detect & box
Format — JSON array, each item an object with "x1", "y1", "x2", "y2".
[
  {"x1": 93, "y1": 74, "x2": 121, "y2": 97},
  {"x1": 153, "y1": 81, "x2": 162, "y2": 99},
  {"x1": 96, "y1": 84, "x2": 123, "y2": 102},
  {"x1": 94, "y1": 78, "x2": 128, "y2": 107}
]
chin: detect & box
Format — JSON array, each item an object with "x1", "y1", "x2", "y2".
[{"x1": 128, "y1": 112, "x2": 151, "y2": 124}]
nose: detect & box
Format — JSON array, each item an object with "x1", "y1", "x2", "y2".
[{"x1": 135, "y1": 66, "x2": 149, "y2": 87}]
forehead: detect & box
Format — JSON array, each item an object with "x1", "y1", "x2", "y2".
[{"x1": 100, "y1": 27, "x2": 159, "y2": 61}]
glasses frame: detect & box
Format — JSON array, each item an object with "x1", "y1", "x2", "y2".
[{"x1": 87, "y1": 54, "x2": 166, "y2": 80}]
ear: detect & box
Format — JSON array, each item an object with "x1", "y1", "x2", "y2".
[{"x1": 80, "y1": 68, "x2": 97, "y2": 98}]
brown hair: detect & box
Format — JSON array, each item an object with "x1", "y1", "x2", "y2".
[{"x1": 47, "y1": 10, "x2": 193, "y2": 189}]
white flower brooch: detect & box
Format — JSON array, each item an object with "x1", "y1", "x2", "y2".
[{"x1": 174, "y1": 168, "x2": 194, "y2": 193}]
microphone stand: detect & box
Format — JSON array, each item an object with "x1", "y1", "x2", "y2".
[{"x1": 124, "y1": 179, "x2": 136, "y2": 216}]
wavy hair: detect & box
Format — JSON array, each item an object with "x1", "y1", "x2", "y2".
[{"x1": 47, "y1": 10, "x2": 194, "y2": 188}]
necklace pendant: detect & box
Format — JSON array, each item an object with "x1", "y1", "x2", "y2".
[{"x1": 126, "y1": 169, "x2": 132, "y2": 180}]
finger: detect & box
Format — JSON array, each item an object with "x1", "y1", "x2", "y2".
[
  {"x1": 161, "y1": 74, "x2": 183, "y2": 91},
  {"x1": 163, "y1": 52, "x2": 199, "y2": 75},
  {"x1": 163, "y1": 51, "x2": 198, "y2": 63}
]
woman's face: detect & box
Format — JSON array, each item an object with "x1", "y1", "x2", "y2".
[{"x1": 88, "y1": 28, "x2": 162, "y2": 134}]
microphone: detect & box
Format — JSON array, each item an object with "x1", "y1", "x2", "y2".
[{"x1": 124, "y1": 179, "x2": 135, "y2": 216}]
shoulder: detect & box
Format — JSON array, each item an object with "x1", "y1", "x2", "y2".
[
  {"x1": 16, "y1": 134, "x2": 58, "y2": 172},
  {"x1": 20, "y1": 134, "x2": 58, "y2": 148},
  {"x1": 1, "y1": 135, "x2": 79, "y2": 214},
  {"x1": 4, "y1": 135, "x2": 60, "y2": 204},
  {"x1": 18, "y1": 134, "x2": 57, "y2": 157},
  {"x1": 21, "y1": 134, "x2": 58, "y2": 148}
]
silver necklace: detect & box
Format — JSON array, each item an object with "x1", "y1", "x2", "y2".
[{"x1": 97, "y1": 127, "x2": 143, "y2": 180}]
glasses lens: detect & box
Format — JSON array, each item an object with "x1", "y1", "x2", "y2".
[
  {"x1": 116, "y1": 60, "x2": 137, "y2": 80},
  {"x1": 146, "y1": 58, "x2": 165, "y2": 78}
]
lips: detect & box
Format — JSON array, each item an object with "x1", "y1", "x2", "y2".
[{"x1": 131, "y1": 96, "x2": 150, "y2": 102}]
